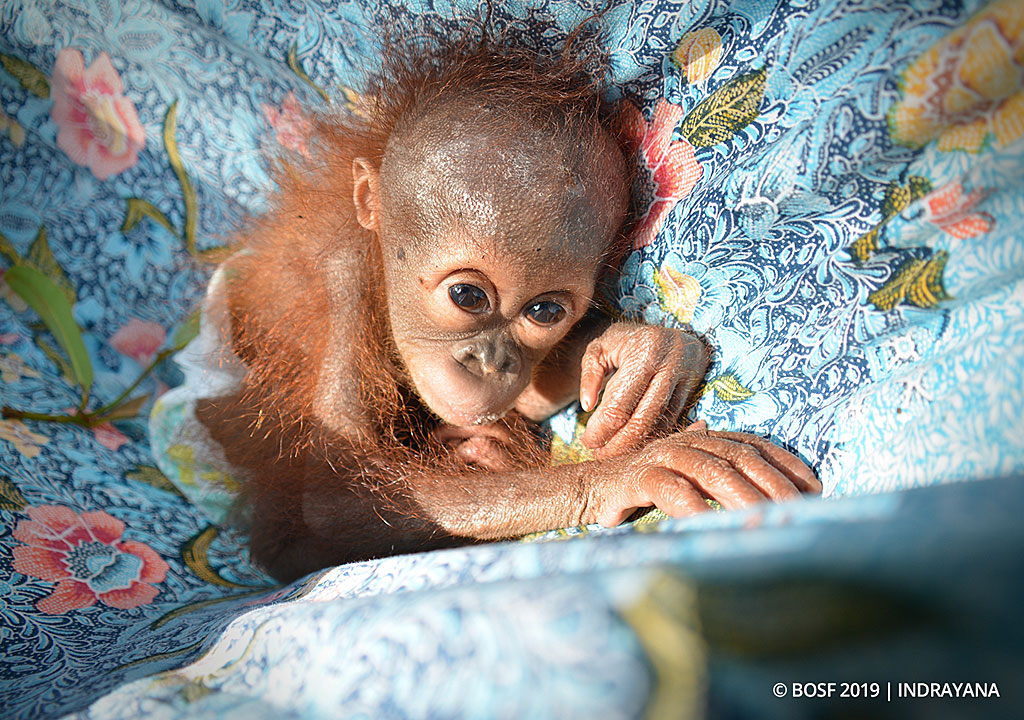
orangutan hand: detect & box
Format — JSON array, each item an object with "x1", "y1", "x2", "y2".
[
  {"x1": 585, "y1": 422, "x2": 821, "y2": 526},
  {"x1": 579, "y1": 322, "x2": 709, "y2": 458}
]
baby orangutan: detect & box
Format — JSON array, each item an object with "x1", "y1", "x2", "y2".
[{"x1": 197, "y1": 30, "x2": 820, "y2": 582}]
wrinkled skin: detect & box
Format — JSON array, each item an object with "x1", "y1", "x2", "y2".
[
  {"x1": 351, "y1": 101, "x2": 820, "y2": 532},
  {"x1": 203, "y1": 94, "x2": 820, "y2": 583}
]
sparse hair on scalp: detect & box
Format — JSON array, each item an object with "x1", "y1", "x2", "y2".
[
  {"x1": 228, "y1": 6, "x2": 634, "y2": 436},
  {"x1": 202, "y1": 7, "x2": 636, "y2": 573},
  {"x1": 359, "y1": 4, "x2": 617, "y2": 163},
  {"x1": 294, "y1": 3, "x2": 632, "y2": 251}
]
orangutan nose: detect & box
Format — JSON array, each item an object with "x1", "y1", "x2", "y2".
[{"x1": 453, "y1": 336, "x2": 521, "y2": 377}]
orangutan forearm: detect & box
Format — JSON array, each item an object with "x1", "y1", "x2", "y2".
[{"x1": 406, "y1": 462, "x2": 592, "y2": 540}]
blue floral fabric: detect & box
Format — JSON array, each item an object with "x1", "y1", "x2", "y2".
[{"x1": 1, "y1": 0, "x2": 1023, "y2": 718}]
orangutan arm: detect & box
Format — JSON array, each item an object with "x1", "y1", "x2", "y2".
[
  {"x1": 206, "y1": 403, "x2": 818, "y2": 583},
  {"x1": 406, "y1": 426, "x2": 819, "y2": 541},
  {"x1": 254, "y1": 424, "x2": 819, "y2": 583}
]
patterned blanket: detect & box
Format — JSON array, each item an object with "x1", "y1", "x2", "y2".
[{"x1": 1, "y1": 0, "x2": 1022, "y2": 717}]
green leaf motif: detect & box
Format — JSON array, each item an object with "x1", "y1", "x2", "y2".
[
  {"x1": 149, "y1": 589, "x2": 268, "y2": 630},
  {"x1": 0, "y1": 475, "x2": 28, "y2": 512},
  {"x1": 0, "y1": 54, "x2": 50, "y2": 98},
  {"x1": 114, "y1": 638, "x2": 206, "y2": 671},
  {"x1": 196, "y1": 245, "x2": 232, "y2": 264},
  {"x1": 181, "y1": 680, "x2": 214, "y2": 704},
  {"x1": 906, "y1": 176, "x2": 933, "y2": 201},
  {"x1": 0, "y1": 231, "x2": 19, "y2": 265},
  {"x1": 4, "y1": 265, "x2": 93, "y2": 393},
  {"x1": 287, "y1": 43, "x2": 330, "y2": 103},
  {"x1": 848, "y1": 226, "x2": 880, "y2": 263},
  {"x1": 0, "y1": 227, "x2": 76, "y2": 305},
  {"x1": 125, "y1": 464, "x2": 185, "y2": 497},
  {"x1": 681, "y1": 67, "x2": 767, "y2": 148},
  {"x1": 36, "y1": 335, "x2": 75, "y2": 384},
  {"x1": 706, "y1": 373, "x2": 756, "y2": 403},
  {"x1": 847, "y1": 176, "x2": 934, "y2": 262},
  {"x1": 172, "y1": 308, "x2": 201, "y2": 351},
  {"x1": 868, "y1": 251, "x2": 952, "y2": 311},
  {"x1": 26, "y1": 227, "x2": 76, "y2": 305},
  {"x1": 122, "y1": 197, "x2": 177, "y2": 236},
  {"x1": 881, "y1": 177, "x2": 932, "y2": 217},
  {"x1": 163, "y1": 101, "x2": 198, "y2": 255},
  {"x1": 100, "y1": 394, "x2": 149, "y2": 421}
]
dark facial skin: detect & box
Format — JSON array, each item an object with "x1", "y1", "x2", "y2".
[
  {"x1": 354, "y1": 98, "x2": 627, "y2": 426},
  {"x1": 203, "y1": 85, "x2": 821, "y2": 583}
]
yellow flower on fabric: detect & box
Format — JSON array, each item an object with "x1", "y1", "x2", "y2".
[
  {"x1": 0, "y1": 353, "x2": 40, "y2": 383},
  {"x1": 654, "y1": 265, "x2": 702, "y2": 324},
  {"x1": 0, "y1": 419, "x2": 49, "y2": 459},
  {"x1": 672, "y1": 28, "x2": 723, "y2": 83},
  {"x1": 890, "y1": 0, "x2": 1024, "y2": 153},
  {"x1": 992, "y1": 91, "x2": 1024, "y2": 146}
]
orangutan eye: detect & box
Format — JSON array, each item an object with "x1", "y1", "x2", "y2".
[
  {"x1": 448, "y1": 283, "x2": 489, "y2": 313},
  {"x1": 525, "y1": 301, "x2": 565, "y2": 325}
]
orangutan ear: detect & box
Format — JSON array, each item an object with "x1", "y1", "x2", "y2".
[{"x1": 352, "y1": 158, "x2": 380, "y2": 231}]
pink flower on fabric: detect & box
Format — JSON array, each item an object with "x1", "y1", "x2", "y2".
[
  {"x1": 614, "y1": 99, "x2": 703, "y2": 249},
  {"x1": 262, "y1": 92, "x2": 312, "y2": 157},
  {"x1": 60, "y1": 407, "x2": 131, "y2": 451},
  {"x1": 923, "y1": 182, "x2": 993, "y2": 239},
  {"x1": 92, "y1": 422, "x2": 130, "y2": 451},
  {"x1": 50, "y1": 49, "x2": 146, "y2": 180},
  {"x1": 110, "y1": 318, "x2": 165, "y2": 365},
  {"x1": 12, "y1": 506, "x2": 169, "y2": 614}
]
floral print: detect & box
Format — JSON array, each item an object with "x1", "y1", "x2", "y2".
[
  {"x1": 614, "y1": 99, "x2": 703, "y2": 249},
  {"x1": 0, "y1": 352, "x2": 40, "y2": 383},
  {"x1": 0, "y1": 1, "x2": 1023, "y2": 717},
  {"x1": 109, "y1": 318, "x2": 165, "y2": 366},
  {"x1": 923, "y1": 182, "x2": 994, "y2": 239},
  {"x1": 672, "y1": 28, "x2": 723, "y2": 84},
  {"x1": 1, "y1": 270, "x2": 29, "y2": 312},
  {"x1": 653, "y1": 265, "x2": 702, "y2": 324},
  {"x1": 11, "y1": 506, "x2": 169, "y2": 614},
  {"x1": 91, "y1": 423, "x2": 131, "y2": 451},
  {"x1": 50, "y1": 49, "x2": 146, "y2": 179},
  {"x1": 262, "y1": 91, "x2": 312, "y2": 157},
  {"x1": 0, "y1": 419, "x2": 49, "y2": 459},
  {"x1": 0, "y1": 108, "x2": 26, "y2": 147},
  {"x1": 889, "y1": 0, "x2": 1024, "y2": 153}
]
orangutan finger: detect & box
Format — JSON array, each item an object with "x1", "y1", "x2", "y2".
[
  {"x1": 579, "y1": 342, "x2": 612, "y2": 413},
  {"x1": 597, "y1": 465, "x2": 709, "y2": 527},
  {"x1": 685, "y1": 435, "x2": 801, "y2": 501},
  {"x1": 709, "y1": 431, "x2": 821, "y2": 494},
  {"x1": 656, "y1": 443, "x2": 767, "y2": 510},
  {"x1": 586, "y1": 364, "x2": 672, "y2": 453}
]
